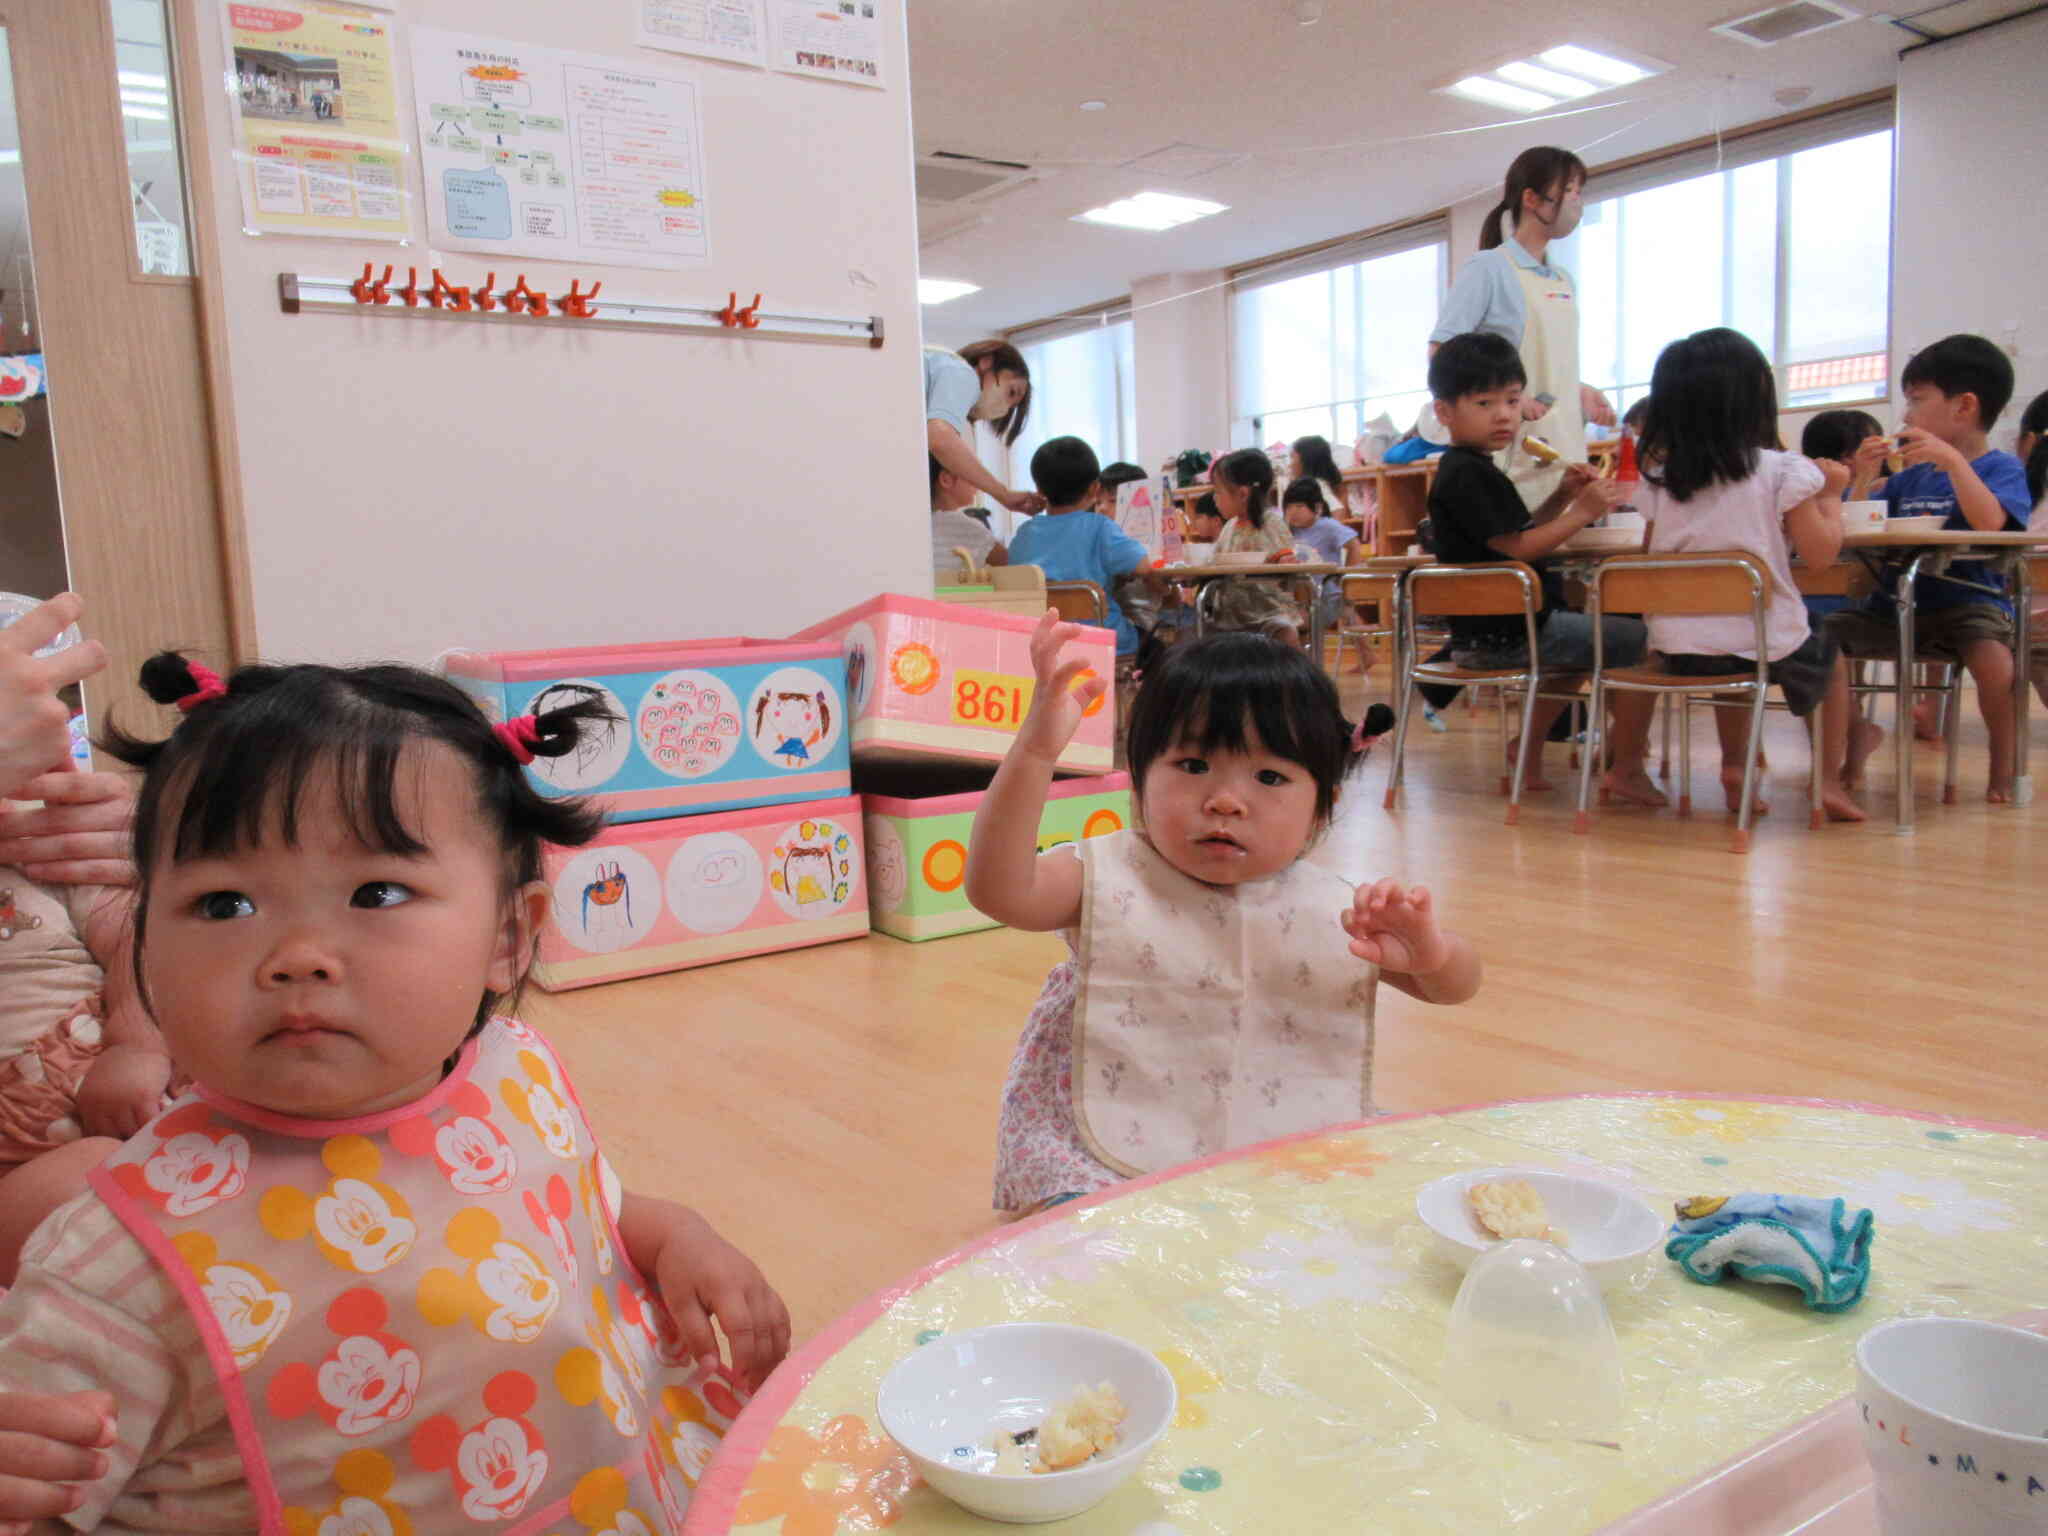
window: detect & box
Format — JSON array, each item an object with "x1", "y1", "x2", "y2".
[
  {"x1": 1554, "y1": 122, "x2": 1894, "y2": 415},
  {"x1": 1232, "y1": 236, "x2": 1447, "y2": 454},
  {"x1": 1010, "y1": 317, "x2": 1138, "y2": 481}
]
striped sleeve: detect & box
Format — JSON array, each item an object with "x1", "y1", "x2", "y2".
[{"x1": 0, "y1": 1193, "x2": 248, "y2": 1533}]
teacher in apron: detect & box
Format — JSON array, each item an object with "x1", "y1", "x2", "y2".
[
  {"x1": 1428, "y1": 146, "x2": 1616, "y2": 507},
  {"x1": 924, "y1": 340, "x2": 1046, "y2": 515}
]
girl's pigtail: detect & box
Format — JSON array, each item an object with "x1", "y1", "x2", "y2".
[
  {"x1": 100, "y1": 651, "x2": 228, "y2": 767},
  {"x1": 1348, "y1": 703, "x2": 1395, "y2": 759},
  {"x1": 527, "y1": 691, "x2": 617, "y2": 760}
]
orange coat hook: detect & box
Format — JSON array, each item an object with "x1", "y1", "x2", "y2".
[
  {"x1": 426, "y1": 268, "x2": 454, "y2": 310},
  {"x1": 737, "y1": 292, "x2": 763, "y2": 329},
  {"x1": 475, "y1": 272, "x2": 499, "y2": 312},
  {"x1": 563, "y1": 279, "x2": 601, "y2": 319},
  {"x1": 349, "y1": 262, "x2": 376, "y2": 304},
  {"x1": 525, "y1": 285, "x2": 552, "y2": 318},
  {"x1": 397, "y1": 267, "x2": 422, "y2": 308},
  {"x1": 505, "y1": 274, "x2": 533, "y2": 314},
  {"x1": 718, "y1": 290, "x2": 739, "y2": 327},
  {"x1": 368, "y1": 264, "x2": 394, "y2": 305}
]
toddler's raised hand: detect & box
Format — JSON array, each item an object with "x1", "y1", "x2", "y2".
[
  {"x1": 1340, "y1": 878, "x2": 1451, "y2": 975},
  {"x1": 0, "y1": 1388, "x2": 115, "y2": 1531},
  {"x1": 1816, "y1": 457, "x2": 1852, "y2": 498},
  {"x1": 1016, "y1": 609, "x2": 1108, "y2": 765}
]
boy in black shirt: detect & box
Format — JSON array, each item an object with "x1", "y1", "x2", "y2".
[{"x1": 1426, "y1": 333, "x2": 1663, "y2": 803}]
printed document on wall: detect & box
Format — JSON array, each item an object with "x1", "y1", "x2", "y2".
[
  {"x1": 412, "y1": 28, "x2": 711, "y2": 268},
  {"x1": 772, "y1": 0, "x2": 884, "y2": 88},
  {"x1": 223, "y1": 1, "x2": 410, "y2": 239},
  {"x1": 637, "y1": 0, "x2": 766, "y2": 69}
]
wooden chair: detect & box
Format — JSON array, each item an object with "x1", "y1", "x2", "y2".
[
  {"x1": 1045, "y1": 580, "x2": 1108, "y2": 627},
  {"x1": 1574, "y1": 552, "x2": 1812, "y2": 854},
  {"x1": 1381, "y1": 561, "x2": 1582, "y2": 825}
]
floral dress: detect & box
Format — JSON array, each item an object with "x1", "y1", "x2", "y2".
[
  {"x1": 1204, "y1": 514, "x2": 1304, "y2": 634},
  {"x1": 992, "y1": 935, "x2": 1124, "y2": 1213}
]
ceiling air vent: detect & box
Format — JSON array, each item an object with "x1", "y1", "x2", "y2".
[
  {"x1": 915, "y1": 150, "x2": 1037, "y2": 206},
  {"x1": 1712, "y1": 0, "x2": 1862, "y2": 45}
]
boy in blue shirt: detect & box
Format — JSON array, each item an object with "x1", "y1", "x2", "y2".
[
  {"x1": 1007, "y1": 437, "x2": 1151, "y2": 666},
  {"x1": 1827, "y1": 334, "x2": 2033, "y2": 801}
]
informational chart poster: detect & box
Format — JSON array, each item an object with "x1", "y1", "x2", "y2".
[
  {"x1": 222, "y1": 1, "x2": 409, "y2": 239},
  {"x1": 412, "y1": 28, "x2": 711, "y2": 269},
  {"x1": 636, "y1": 0, "x2": 766, "y2": 69},
  {"x1": 771, "y1": 0, "x2": 884, "y2": 88}
]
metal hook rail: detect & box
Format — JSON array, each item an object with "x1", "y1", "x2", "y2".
[{"x1": 277, "y1": 271, "x2": 884, "y2": 347}]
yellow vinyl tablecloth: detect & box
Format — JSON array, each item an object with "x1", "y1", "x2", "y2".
[{"x1": 683, "y1": 1094, "x2": 2048, "y2": 1535}]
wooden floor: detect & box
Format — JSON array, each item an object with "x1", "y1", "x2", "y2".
[{"x1": 528, "y1": 679, "x2": 2047, "y2": 1345}]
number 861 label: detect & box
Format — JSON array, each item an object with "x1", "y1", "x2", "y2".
[{"x1": 949, "y1": 668, "x2": 1106, "y2": 732}]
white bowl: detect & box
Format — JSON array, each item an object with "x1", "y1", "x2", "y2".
[
  {"x1": 876, "y1": 1323, "x2": 1176, "y2": 1524},
  {"x1": 1416, "y1": 1167, "x2": 1666, "y2": 1293},
  {"x1": 1887, "y1": 513, "x2": 1949, "y2": 534},
  {"x1": 1181, "y1": 541, "x2": 1216, "y2": 565}
]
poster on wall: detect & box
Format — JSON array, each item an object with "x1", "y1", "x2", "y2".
[
  {"x1": 636, "y1": 0, "x2": 766, "y2": 69},
  {"x1": 221, "y1": 1, "x2": 410, "y2": 240},
  {"x1": 771, "y1": 0, "x2": 884, "y2": 88},
  {"x1": 411, "y1": 29, "x2": 712, "y2": 269}
]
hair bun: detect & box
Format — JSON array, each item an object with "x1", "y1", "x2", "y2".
[
  {"x1": 527, "y1": 689, "x2": 621, "y2": 761},
  {"x1": 138, "y1": 651, "x2": 203, "y2": 706}
]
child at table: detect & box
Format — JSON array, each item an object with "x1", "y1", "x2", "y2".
[
  {"x1": 1207, "y1": 448, "x2": 1306, "y2": 648},
  {"x1": 930, "y1": 453, "x2": 1008, "y2": 582},
  {"x1": 968, "y1": 616, "x2": 1478, "y2": 1213},
  {"x1": 1092, "y1": 461, "x2": 1165, "y2": 656},
  {"x1": 1282, "y1": 476, "x2": 1363, "y2": 635},
  {"x1": 1824, "y1": 334, "x2": 2034, "y2": 801},
  {"x1": 2019, "y1": 391, "x2": 2048, "y2": 709},
  {"x1": 1636, "y1": 328, "x2": 1869, "y2": 823},
  {"x1": 1288, "y1": 434, "x2": 1351, "y2": 522},
  {"x1": 1008, "y1": 437, "x2": 1153, "y2": 681},
  {"x1": 1425, "y1": 332, "x2": 1661, "y2": 804},
  {"x1": 0, "y1": 654, "x2": 787, "y2": 1532}
]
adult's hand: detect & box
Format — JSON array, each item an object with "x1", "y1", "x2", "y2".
[
  {"x1": 1520, "y1": 396, "x2": 1552, "y2": 422},
  {"x1": 0, "y1": 594, "x2": 104, "y2": 800},
  {"x1": 997, "y1": 488, "x2": 1047, "y2": 515},
  {"x1": 0, "y1": 769, "x2": 135, "y2": 886},
  {"x1": 1581, "y1": 383, "x2": 1617, "y2": 429}
]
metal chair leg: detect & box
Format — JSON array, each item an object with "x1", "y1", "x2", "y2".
[
  {"x1": 1678, "y1": 696, "x2": 1694, "y2": 818},
  {"x1": 1659, "y1": 693, "x2": 1673, "y2": 779},
  {"x1": 1942, "y1": 670, "x2": 1963, "y2": 805},
  {"x1": 1507, "y1": 672, "x2": 1540, "y2": 826},
  {"x1": 1382, "y1": 672, "x2": 1415, "y2": 811},
  {"x1": 1574, "y1": 679, "x2": 1604, "y2": 834},
  {"x1": 1732, "y1": 688, "x2": 1766, "y2": 853},
  {"x1": 1808, "y1": 709, "x2": 1825, "y2": 830}
]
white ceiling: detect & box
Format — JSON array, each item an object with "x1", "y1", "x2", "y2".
[{"x1": 907, "y1": 0, "x2": 2019, "y2": 342}]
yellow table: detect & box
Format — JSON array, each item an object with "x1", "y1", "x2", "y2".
[{"x1": 683, "y1": 1094, "x2": 2048, "y2": 1535}]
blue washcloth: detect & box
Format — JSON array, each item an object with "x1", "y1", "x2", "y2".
[{"x1": 1664, "y1": 1194, "x2": 1874, "y2": 1312}]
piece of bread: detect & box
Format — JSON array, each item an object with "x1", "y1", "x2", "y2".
[
  {"x1": 1522, "y1": 434, "x2": 1562, "y2": 466},
  {"x1": 1467, "y1": 1179, "x2": 1568, "y2": 1246},
  {"x1": 1034, "y1": 1382, "x2": 1126, "y2": 1471}
]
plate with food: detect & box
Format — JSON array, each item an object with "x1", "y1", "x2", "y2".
[
  {"x1": 1416, "y1": 1167, "x2": 1665, "y2": 1292},
  {"x1": 876, "y1": 1322, "x2": 1176, "y2": 1523}
]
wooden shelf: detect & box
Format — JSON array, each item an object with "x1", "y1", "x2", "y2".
[{"x1": 1168, "y1": 459, "x2": 1439, "y2": 558}]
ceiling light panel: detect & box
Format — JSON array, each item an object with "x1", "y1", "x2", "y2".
[
  {"x1": 918, "y1": 278, "x2": 981, "y2": 305},
  {"x1": 1072, "y1": 191, "x2": 1227, "y2": 232}
]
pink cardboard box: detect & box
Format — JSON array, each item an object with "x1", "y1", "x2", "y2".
[
  {"x1": 790, "y1": 594, "x2": 1114, "y2": 774},
  {"x1": 443, "y1": 637, "x2": 850, "y2": 823},
  {"x1": 533, "y1": 794, "x2": 867, "y2": 990}
]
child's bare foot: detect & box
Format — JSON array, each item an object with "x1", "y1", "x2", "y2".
[
  {"x1": 1603, "y1": 768, "x2": 1667, "y2": 807},
  {"x1": 1720, "y1": 763, "x2": 1768, "y2": 816},
  {"x1": 1988, "y1": 781, "x2": 2013, "y2": 805},
  {"x1": 1843, "y1": 718, "x2": 1884, "y2": 789},
  {"x1": 1912, "y1": 695, "x2": 1942, "y2": 742},
  {"x1": 1820, "y1": 785, "x2": 1867, "y2": 823}
]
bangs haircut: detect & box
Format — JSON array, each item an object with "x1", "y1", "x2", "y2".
[
  {"x1": 1125, "y1": 632, "x2": 1351, "y2": 825},
  {"x1": 103, "y1": 660, "x2": 613, "y2": 1030},
  {"x1": 1428, "y1": 332, "x2": 1525, "y2": 402},
  {"x1": 1900, "y1": 333, "x2": 2014, "y2": 429}
]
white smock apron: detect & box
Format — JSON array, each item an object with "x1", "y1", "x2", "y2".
[
  {"x1": 1070, "y1": 830, "x2": 1375, "y2": 1178},
  {"x1": 1502, "y1": 256, "x2": 1585, "y2": 510}
]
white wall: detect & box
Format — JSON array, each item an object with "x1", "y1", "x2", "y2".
[
  {"x1": 1892, "y1": 9, "x2": 2048, "y2": 451},
  {"x1": 188, "y1": 0, "x2": 926, "y2": 664},
  {"x1": 1130, "y1": 270, "x2": 1229, "y2": 472}
]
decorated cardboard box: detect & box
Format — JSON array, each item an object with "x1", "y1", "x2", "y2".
[
  {"x1": 790, "y1": 594, "x2": 1114, "y2": 774},
  {"x1": 443, "y1": 638, "x2": 849, "y2": 823},
  {"x1": 859, "y1": 763, "x2": 1132, "y2": 941},
  {"x1": 534, "y1": 794, "x2": 867, "y2": 990}
]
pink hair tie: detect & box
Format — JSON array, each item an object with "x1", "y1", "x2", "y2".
[
  {"x1": 493, "y1": 715, "x2": 543, "y2": 764},
  {"x1": 176, "y1": 662, "x2": 229, "y2": 713}
]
